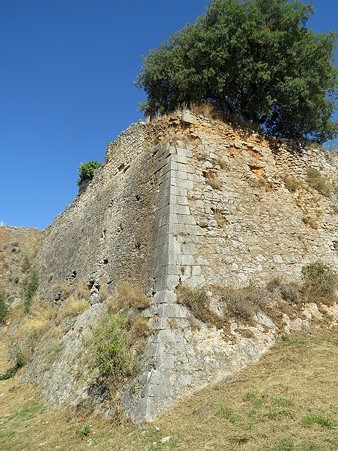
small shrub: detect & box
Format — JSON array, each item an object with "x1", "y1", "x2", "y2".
[
  {"x1": 23, "y1": 270, "x2": 38, "y2": 313},
  {"x1": 177, "y1": 286, "x2": 223, "y2": 328},
  {"x1": 76, "y1": 425, "x2": 91, "y2": 438},
  {"x1": 301, "y1": 261, "x2": 337, "y2": 302},
  {"x1": 302, "y1": 216, "x2": 319, "y2": 230},
  {"x1": 284, "y1": 176, "x2": 303, "y2": 192},
  {"x1": 115, "y1": 283, "x2": 151, "y2": 310},
  {"x1": 216, "y1": 157, "x2": 228, "y2": 170},
  {"x1": 93, "y1": 314, "x2": 135, "y2": 378},
  {"x1": 220, "y1": 286, "x2": 267, "y2": 320},
  {"x1": 301, "y1": 413, "x2": 334, "y2": 429},
  {"x1": 214, "y1": 209, "x2": 228, "y2": 228},
  {"x1": 130, "y1": 316, "x2": 150, "y2": 339},
  {"x1": 190, "y1": 102, "x2": 223, "y2": 121},
  {"x1": 77, "y1": 161, "x2": 102, "y2": 186},
  {"x1": 21, "y1": 255, "x2": 31, "y2": 273},
  {"x1": 0, "y1": 291, "x2": 8, "y2": 323},
  {"x1": 0, "y1": 363, "x2": 21, "y2": 380},
  {"x1": 226, "y1": 293, "x2": 257, "y2": 320},
  {"x1": 267, "y1": 277, "x2": 299, "y2": 304},
  {"x1": 279, "y1": 283, "x2": 299, "y2": 304},
  {"x1": 305, "y1": 169, "x2": 332, "y2": 197},
  {"x1": 206, "y1": 171, "x2": 222, "y2": 190}
]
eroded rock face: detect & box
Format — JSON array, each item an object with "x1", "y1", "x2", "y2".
[
  {"x1": 9, "y1": 111, "x2": 338, "y2": 422},
  {"x1": 0, "y1": 226, "x2": 42, "y2": 305}
]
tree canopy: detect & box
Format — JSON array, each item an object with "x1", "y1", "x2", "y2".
[{"x1": 136, "y1": 0, "x2": 337, "y2": 143}]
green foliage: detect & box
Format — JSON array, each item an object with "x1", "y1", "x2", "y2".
[
  {"x1": 93, "y1": 314, "x2": 134, "y2": 378},
  {"x1": 76, "y1": 425, "x2": 91, "y2": 438},
  {"x1": 301, "y1": 261, "x2": 337, "y2": 301},
  {"x1": 0, "y1": 291, "x2": 8, "y2": 323},
  {"x1": 0, "y1": 363, "x2": 21, "y2": 380},
  {"x1": 136, "y1": 0, "x2": 337, "y2": 143},
  {"x1": 23, "y1": 270, "x2": 38, "y2": 313},
  {"x1": 216, "y1": 404, "x2": 241, "y2": 424},
  {"x1": 301, "y1": 413, "x2": 334, "y2": 429},
  {"x1": 77, "y1": 161, "x2": 102, "y2": 186}
]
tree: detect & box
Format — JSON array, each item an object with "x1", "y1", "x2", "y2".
[
  {"x1": 136, "y1": 0, "x2": 337, "y2": 143},
  {"x1": 77, "y1": 161, "x2": 102, "y2": 186}
]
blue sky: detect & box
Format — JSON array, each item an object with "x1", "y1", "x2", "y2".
[{"x1": 1, "y1": 0, "x2": 337, "y2": 230}]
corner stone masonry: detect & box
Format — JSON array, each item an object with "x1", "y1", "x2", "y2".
[{"x1": 23, "y1": 110, "x2": 338, "y2": 423}]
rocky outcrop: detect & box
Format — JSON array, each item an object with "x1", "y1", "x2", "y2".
[{"x1": 0, "y1": 226, "x2": 42, "y2": 305}]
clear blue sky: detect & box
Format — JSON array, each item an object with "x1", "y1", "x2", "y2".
[{"x1": 1, "y1": 0, "x2": 337, "y2": 230}]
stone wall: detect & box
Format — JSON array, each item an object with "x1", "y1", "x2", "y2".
[
  {"x1": 15, "y1": 111, "x2": 338, "y2": 422},
  {"x1": 35, "y1": 122, "x2": 160, "y2": 301},
  {"x1": 121, "y1": 112, "x2": 338, "y2": 421}
]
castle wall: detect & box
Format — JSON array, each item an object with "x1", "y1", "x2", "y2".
[
  {"x1": 20, "y1": 111, "x2": 338, "y2": 421},
  {"x1": 35, "y1": 123, "x2": 159, "y2": 301}
]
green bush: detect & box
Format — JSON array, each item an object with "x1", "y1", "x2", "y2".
[
  {"x1": 77, "y1": 161, "x2": 102, "y2": 186},
  {"x1": 301, "y1": 261, "x2": 337, "y2": 302},
  {"x1": 0, "y1": 291, "x2": 8, "y2": 323},
  {"x1": 23, "y1": 270, "x2": 38, "y2": 313},
  {"x1": 93, "y1": 314, "x2": 134, "y2": 378}
]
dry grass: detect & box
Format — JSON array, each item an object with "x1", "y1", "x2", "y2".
[
  {"x1": 214, "y1": 209, "x2": 228, "y2": 228},
  {"x1": 190, "y1": 102, "x2": 223, "y2": 121},
  {"x1": 1, "y1": 327, "x2": 337, "y2": 450},
  {"x1": 306, "y1": 169, "x2": 332, "y2": 197},
  {"x1": 302, "y1": 216, "x2": 319, "y2": 229},
  {"x1": 58, "y1": 295, "x2": 90, "y2": 319},
  {"x1": 177, "y1": 285, "x2": 224, "y2": 329},
  {"x1": 76, "y1": 280, "x2": 90, "y2": 299},
  {"x1": 10, "y1": 303, "x2": 56, "y2": 364},
  {"x1": 284, "y1": 176, "x2": 303, "y2": 192},
  {"x1": 130, "y1": 316, "x2": 151, "y2": 339},
  {"x1": 206, "y1": 170, "x2": 222, "y2": 190},
  {"x1": 216, "y1": 156, "x2": 228, "y2": 170},
  {"x1": 115, "y1": 282, "x2": 151, "y2": 310}
]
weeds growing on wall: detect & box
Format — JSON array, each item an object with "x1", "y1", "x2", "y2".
[
  {"x1": 284, "y1": 176, "x2": 303, "y2": 192},
  {"x1": 177, "y1": 286, "x2": 224, "y2": 328},
  {"x1": 306, "y1": 169, "x2": 332, "y2": 197},
  {"x1": 114, "y1": 282, "x2": 151, "y2": 310},
  {"x1": 0, "y1": 291, "x2": 8, "y2": 323},
  {"x1": 178, "y1": 261, "x2": 336, "y2": 330},
  {"x1": 301, "y1": 261, "x2": 337, "y2": 303},
  {"x1": 23, "y1": 270, "x2": 38, "y2": 313},
  {"x1": 91, "y1": 283, "x2": 151, "y2": 381},
  {"x1": 92, "y1": 314, "x2": 135, "y2": 378},
  {"x1": 77, "y1": 161, "x2": 102, "y2": 186}
]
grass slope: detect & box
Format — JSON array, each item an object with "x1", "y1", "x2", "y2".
[{"x1": 0, "y1": 327, "x2": 337, "y2": 450}]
